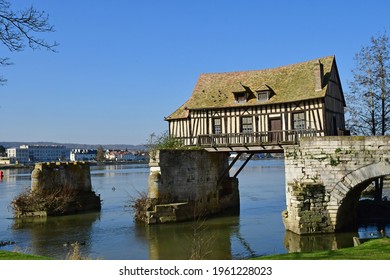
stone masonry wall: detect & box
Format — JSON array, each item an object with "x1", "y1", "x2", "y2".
[
  {"x1": 147, "y1": 149, "x2": 239, "y2": 223},
  {"x1": 283, "y1": 136, "x2": 390, "y2": 234},
  {"x1": 31, "y1": 162, "x2": 92, "y2": 192}
]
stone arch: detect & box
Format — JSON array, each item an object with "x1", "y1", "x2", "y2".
[{"x1": 330, "y1": 162, "x2": 390, "y2": 232}]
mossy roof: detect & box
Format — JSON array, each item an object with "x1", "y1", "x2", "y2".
[{"x1": 166, "y1": 55, "x2": 337, "y2": 120}]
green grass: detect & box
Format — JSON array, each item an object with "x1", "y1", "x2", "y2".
[
  {"x1": 3, "y1": 238, "x2": 390, "y2": 260},
  {"x1": 255, "y1": 238, "x2": 390, "y2": 260},
  {"x1": 0, "y1": 250, "x2": 52, "y2": 260}
]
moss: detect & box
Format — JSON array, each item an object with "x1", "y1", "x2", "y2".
[
  {"x1": 286, "y1": 150, "x2": 298, "y2": 159},
  {"x1": 348, "y1": 136, "x2": 367, "y2": 141},
  {"x1": 329, "y1": 155, "x2": 340, "y2": 166}
]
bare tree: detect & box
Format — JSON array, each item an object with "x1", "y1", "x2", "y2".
[
  {"x1": 0, "y1": 0, "x2": 58, "y2": 84},
  {"x1": 346, "y1": 31, "x2": 390, "y2": 136},
  {"x1": 347, "y1": 32, "x2": 390, "y2": 202}
]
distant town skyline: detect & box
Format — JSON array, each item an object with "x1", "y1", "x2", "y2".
[
  {"x1": 1, "y1": 0, "x2": 389, "y2": 145},
  {"x1": 3, "y1": 144, "x2": 146, "y2": 164},
  {"x1": 0, "y1": 141, "x2": 145, "y2": 150}
]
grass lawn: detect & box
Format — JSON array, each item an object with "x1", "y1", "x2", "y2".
[
  {"x1": 255, "y1": 238, "x2": 390, "y2": 260},
  {"x1": 0, "y1": 250, "x2": 52, "y2": 260},
  {"x1": 2, "y1": 238, "x2": 390, "y2": 260}
]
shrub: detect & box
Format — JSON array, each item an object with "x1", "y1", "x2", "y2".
[{"x1": 11, "y1": 186, "x2": 80, "y2": 215}]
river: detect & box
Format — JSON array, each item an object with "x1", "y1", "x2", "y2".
[{"x1": 0, "y1": 160, "x2": 386, "y2": 259}]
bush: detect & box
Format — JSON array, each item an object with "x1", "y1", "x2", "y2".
[
  {"x1": 11, "y1": 186, "x2": 80, "y2": 215},
  {"x1": 130, "y1": 191, "x2": 156, "y2": 223},
  {"x1": 148, "y1": 131, "x2": 183, "y2": 152}
]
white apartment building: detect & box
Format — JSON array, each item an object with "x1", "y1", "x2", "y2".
[
  {"x1": 6, "y1": 145, "x2": 68, "y2": 164},
  {"x1": 70, "y1": 149, "x2": 97, "y2": 161},
  {"x1": 105, "y1": 150, "x2": 137, "y2": 161}
]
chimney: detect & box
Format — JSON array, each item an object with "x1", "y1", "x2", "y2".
[{"x1": 314, "y1": 60, "x2": 324, "y2": 91}]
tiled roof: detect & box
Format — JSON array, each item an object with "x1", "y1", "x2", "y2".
[{"x1": 166, "y1": 55, "x2": 336, "y2": 120}]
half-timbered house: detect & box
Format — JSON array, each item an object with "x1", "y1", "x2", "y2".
[{"x1": 165, "y1": 55, "x2": 346, "y2": 151}]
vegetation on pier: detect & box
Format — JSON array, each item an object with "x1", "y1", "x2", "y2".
[{"x1": 11, "y1": 186, "x2": 101, "y2": 216}]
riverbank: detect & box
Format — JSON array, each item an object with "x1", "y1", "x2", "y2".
[
  {"x1": 255, "y1": 238, "x2": 390, "y2": 260},
  {"x1": 2, "y1": 238, "x2": 390, "y2": 260},
  {"x1": 0, "y1": 164, "x2": 34, "y2": 170},
  {"x1": 0, "y1": 250, "x2": 52, "y2": 260}
]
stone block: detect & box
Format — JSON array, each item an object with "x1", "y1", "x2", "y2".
[
  {"x1": 326, "y1": 205, "x2": 339, "y2": 211},
  {"x1": 334, "y1": 183, "x2": 349, "y2": 195},
  {"x1": 329, "y1": 213, "x2": 338, "y2": 220}
]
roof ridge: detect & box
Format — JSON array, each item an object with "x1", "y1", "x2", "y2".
[{"x1": 198, "y1": 55, "x2": 335, "y2": 76}]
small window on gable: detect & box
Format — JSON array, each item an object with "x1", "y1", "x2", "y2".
[{"x1": 257, "y1": 90, "x2": 270, "y2": 102}]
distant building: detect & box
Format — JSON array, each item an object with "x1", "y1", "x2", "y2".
[
  {"x1": 105, "y1": 150, "x2": 139, "y2": 161},
  {"x1": 70, "y1": 149, "x2": 97, "y2": 162},
  {"x1": 6, "y1": 147, "x2": 29, "y2": 164},
  {"x1": 6, "y1": 145, "x2": 68, "y2": 164},
  {"x1": 0, "y1": 157, "x2": 11, "y2": 165}
]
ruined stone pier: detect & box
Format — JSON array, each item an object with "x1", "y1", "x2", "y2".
[
  {"x1": 14, "y1": 162, "x2": 101, "y2": 217},
  {"x1": 144, "y1": 149, "x2": 239, "y2": 224}
]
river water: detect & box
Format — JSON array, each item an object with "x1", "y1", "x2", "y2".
[{"x1": 0, "y1": 160, "x2": 387, "y2": 260}]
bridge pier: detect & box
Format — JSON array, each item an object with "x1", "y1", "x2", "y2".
[
  {"x1": 143, "y1": 149, "x2": 239, "y2": 224},
  {"x1": 13, "y1": 162, "x2": 101, "y2": 217},
  {"x1": 283, "y1": 136, "x2": 390, "y2": 235}
]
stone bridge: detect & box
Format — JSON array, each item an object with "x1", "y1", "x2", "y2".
[
  {"x1": 145, "y1": 136, "x2": 390, "y2": 235},
  {"x1": 283, "y1": 136, "x2": 390, "y2": 234}
]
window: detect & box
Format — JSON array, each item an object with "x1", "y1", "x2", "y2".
[
  {"x1": 241, "y1": 116, "x2": 253, "y2": 133},
  {"x1": 292, "y1": 112, "x2": 305, "y2": 130},
  {"x1": 234, "y1": 92, "x2": 247, "y2": 103},
  {"x1": 213, "y1": 118, "x2": 222, "y2": 134},
  {"x1": 257, "y1": 90, "x2": 270, "y2": 102}
]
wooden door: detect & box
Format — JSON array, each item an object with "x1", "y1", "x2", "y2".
[{"x1": 269, "y1": 117, "x2": 282, "y2": 142}]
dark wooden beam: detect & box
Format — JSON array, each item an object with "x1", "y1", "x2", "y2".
[
  {"x1": 216, "y1": 152, "x2": 242, "y2": 186},
  {"x1": 233, "y1": 153, "x2": 255, "y2": 178}
]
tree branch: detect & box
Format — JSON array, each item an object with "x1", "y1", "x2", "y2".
[
  {"x1": 0, "y1": 0, "x2": 58, "y2": 85},
  {"x1": 0, "y1": 3, "x2": 58, "y2": 52}
]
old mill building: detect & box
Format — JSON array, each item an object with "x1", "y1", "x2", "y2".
[{"x1": 165, "y1": 55, "x2": 348, "y2": 152}]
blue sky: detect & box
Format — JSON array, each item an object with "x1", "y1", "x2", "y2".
[{"x1": 1, "y1": 0, "x2": 389, "y2": 145}]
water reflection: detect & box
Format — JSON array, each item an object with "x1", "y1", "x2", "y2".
[
  {"x1": 358, "y1": 223, "x2": 390, "y2": 239},
  {"x1": 284, "y1": 230, "x2": 357, "y2": 253},
  {"x1": 1, "y1": 162, "x2": 389, "y2": 259},
  {"x1": 11, "y1": 212, "x2": 100, "y2": 259},
  {"x1": 0, "y1": 168, "x2": 32, "y2": 185},
  {"x1": 141, "y1": 215, "x2": 240, "y2": 260}
]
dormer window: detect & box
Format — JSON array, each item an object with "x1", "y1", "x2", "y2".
[
  {"x1": 256, "y1": 90, "x2": 271, "y2": 102},
  {"x1": 233, "y1": 91, "x2": 248, "y2": 103},
  {"x1": 232, "y1": 83, "x2": 256, "y2": 104}
]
